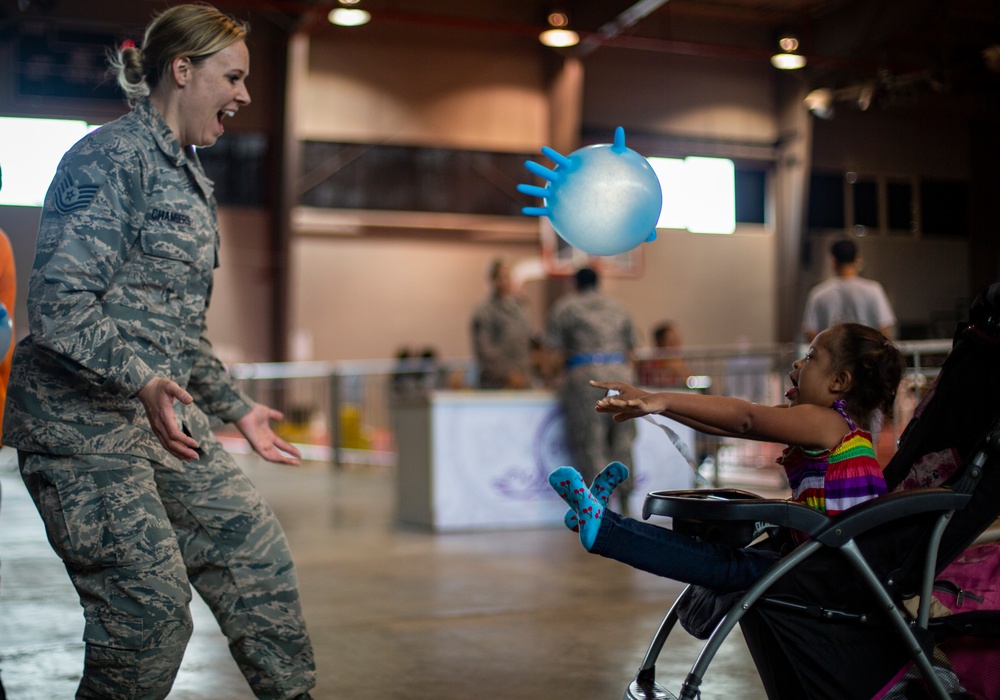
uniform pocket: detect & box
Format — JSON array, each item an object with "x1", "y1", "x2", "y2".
[
  {"x1": 31, "y1": 467, "x2": 165, "y2": 569},
  {"x1": 129, "y1": 224, "x2": 209, "y2": 321},
  {"x1": 33, "y1": 469, "x2": 119, "y2": 567},
  {"x1": 139, "y1": 224, "x2": 199, "y2": 263}
]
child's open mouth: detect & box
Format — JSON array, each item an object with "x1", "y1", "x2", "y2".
[{"x1": 785, "y1": 377, "x2": 798, "y2": 401}]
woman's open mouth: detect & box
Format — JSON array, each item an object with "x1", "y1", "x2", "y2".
[{"x1": 216, "y1": 109, "x2": 235, "y2": 129}]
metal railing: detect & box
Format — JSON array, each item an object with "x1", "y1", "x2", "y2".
[
  {"x1": 224, "y1": 340, "x2": 954, "y2": 485},
  {"x1": 226, "y1": 357, "x2": 475, "y2": 466}
]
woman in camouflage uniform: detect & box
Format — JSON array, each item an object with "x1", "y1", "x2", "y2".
[{"x1": 3, "y1": 5, "x2": 315, "y2": 699}]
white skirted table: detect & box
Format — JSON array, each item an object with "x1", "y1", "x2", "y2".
[{"x1": 393, "y1": 390, "x2": 697, "y2": 531}]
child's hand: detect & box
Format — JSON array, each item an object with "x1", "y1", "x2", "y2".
[
  {"x1": 595, "y1": 394, "x2": 663, "y2": 422},
  {"x1": 590, "y1": 380, "x2": 644, "y2": 402},
  {"x1": 592, "y1": 380, "x2": 663, "y2": 422}
]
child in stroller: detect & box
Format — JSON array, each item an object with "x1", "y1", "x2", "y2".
[
  {"x1": 549, "y1": 322, "x2": 905, "y2": 592},
  {"x1": 551, "y1": 282, "x2": 1000, "y2": 699}
]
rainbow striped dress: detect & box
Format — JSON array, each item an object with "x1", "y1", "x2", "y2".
[{"x1": 776, "y1": 400, "x2": 886, "y2": 516}]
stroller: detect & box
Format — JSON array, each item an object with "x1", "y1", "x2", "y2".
[{"x1": 624, "y1": 281, "x2": 1000, "y2": 700}]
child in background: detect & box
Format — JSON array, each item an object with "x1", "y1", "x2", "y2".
[{"x1": 549, "y1": 322, "x2": 906, "y2": 593}]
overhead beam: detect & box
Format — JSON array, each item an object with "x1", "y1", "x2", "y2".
[{"x1": 577, "y1": 0, "x2": 672, "y2": 56}]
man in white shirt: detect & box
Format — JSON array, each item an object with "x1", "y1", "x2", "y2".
[{"x1": 802, "y1": 239, "x2": 896, "y2": 342}]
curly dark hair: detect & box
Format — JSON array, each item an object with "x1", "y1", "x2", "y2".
[{"x1": 821, "y1": 323, "x2": 906, "y2": 431}]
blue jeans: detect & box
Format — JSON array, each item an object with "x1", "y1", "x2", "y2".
[{"x1": 590, "y1": 511, "x2": 779, "y2": 592}]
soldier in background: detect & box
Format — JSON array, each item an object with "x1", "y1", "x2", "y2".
[
  {"x1": 2, "y1": 6, "x2": 314, "y2": 699},
  {"x1": 545, "y1": 267, "x2": 638, "y2": 511},
  {"x1": 802, "y1": 239, "x2": 896, "y2": 342},
  {"x1": 470, "y1": 258, "x2": 534, "y2": 389}
]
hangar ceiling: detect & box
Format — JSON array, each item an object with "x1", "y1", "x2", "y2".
[
  {"x1": 3, "y1": 0, "x2": 999, "y2": 115},
  {"x1": 227, "y1": 0, "x2": 1000, "y2": 110}
]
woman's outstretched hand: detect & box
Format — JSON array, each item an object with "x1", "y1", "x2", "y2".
[{"x1": 236, "y1": 403, "x2": 302, "y2": 466}]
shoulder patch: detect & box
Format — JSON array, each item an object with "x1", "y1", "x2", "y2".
[{"x1": 53, "y1": 173, "x2": 103, "y2": 215}]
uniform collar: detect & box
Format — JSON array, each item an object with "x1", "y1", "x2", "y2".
[
  {"x1": 135, "y1": 98, "x2": 186, "y2": 167},
  {"x1": 135, "y1": 98, "x2": 216, "y2": 201}
]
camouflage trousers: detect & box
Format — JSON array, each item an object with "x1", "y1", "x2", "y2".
[
  {"x1": 559, "y1": 365, "x2": 637, "y2": 508},
  {"x1": 19, "y1": 439, "x2": 316, "y2": 700}
]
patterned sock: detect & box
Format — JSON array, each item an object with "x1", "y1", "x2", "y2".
[
  {"x1": 564, "y1": 508, "x2": 581, "y2": 532},
  {"x1": 548, "y1": 466, "x2": 605, "y2": 550},
  {"x1": 563, "y1": 461, "x2": 630, "y2": 532}
]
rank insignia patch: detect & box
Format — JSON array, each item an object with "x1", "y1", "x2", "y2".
[{"x1": 53, "y1": 173, "x2": 102, "y2": 215}]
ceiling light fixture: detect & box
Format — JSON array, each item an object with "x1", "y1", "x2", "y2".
[
  {"x1": 329, "y1": 1, "x2": 370, "y2": 27},
  {"x1": 539, "y1": 10, "x2": 579, "y2": 48},
  {"x1": 770, "y1": 33, "x2": 806, "y2": 70}
]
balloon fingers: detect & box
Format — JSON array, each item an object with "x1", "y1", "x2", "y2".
[
  {"x1": 525, "y1": 159, "x2": 560, "y2": 182},
  {"x1": 517, "y1": 183, "x2": 549, "y2": 199},
  {"x1": 612, "y1": 126, "x2": 626, "y2": 152},
  {"x1": 522, "y1": 206, "x2": 549, "y2": 217},
  {"x1": 540, "y1": 146, "x2": 572, "y2": 168}
]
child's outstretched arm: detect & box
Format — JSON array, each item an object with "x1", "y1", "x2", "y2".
[
  {"x1": 592, "y1": 381, "x2": 749, "y2": 438},
  {"x1": 592, "y1": 380, "x2": 847, "y2": 450},
  {"x1": 586, "y1": 380, "x2": 729, "y2": 433}
]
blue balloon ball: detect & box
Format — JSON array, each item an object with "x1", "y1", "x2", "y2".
[{"x1": 519, "y1": 127, "x2": 662, "y2": 256}]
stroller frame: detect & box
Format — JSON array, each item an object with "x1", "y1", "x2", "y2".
[
  {"x1": 624, "y1": 285, "x2": 1000, "y2": 700},
  {"x1": 624, "y1": 482, "x2": 986, "y2": 699}
]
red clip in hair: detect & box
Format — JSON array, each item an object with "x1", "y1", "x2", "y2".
[{"x1": 120, "y1": 39, "x2": 135, "y2": 51}]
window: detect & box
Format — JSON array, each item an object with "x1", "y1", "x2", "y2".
[
  {"x1": 735, "y1": 168, "x2": 766, "y2": 224},
  {"x1": 647, "y1": 156, "x2": 736, "y2": 234},
  {"x1": 808, "y1": 170, "x2": 968, "y2": 238},
  {"x1": 198, "y1": 133, "x2": 269, "y2": 207},
  {"x1": 300, "y1": 142, "x2": 530, "y2": 216},
  {"x1": 921, "y1": 179, "x2": 969, "y2": 237},
  {"x1": 0, "y1": 116, "x2": 92, "y2": 207},
  {"x1": 886, "y1": 180, "x2": 914, "y2": 233},
  {"x1": 0, "y1": 116, "x2": 268, "y2": 208},
  {"x1": 807, "y1": 173, "x2": 845, "y2": 229},
  {"x1": 850, "y1": 176, "x2": 878, "y2": 229},
  {"x1": 300, "y1": 142, "x2": 758, "y2": 234}
]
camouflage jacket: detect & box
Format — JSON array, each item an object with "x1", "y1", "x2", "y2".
[
  {"x1": 3, "y1": 98, "x2": 253, "y2": 464},
  {"x1": 470, "y1": 294, "x2": 533, "y2": 387},
  {"x1": 545, "y1": 289, "x2": 636, "y2": 358}
]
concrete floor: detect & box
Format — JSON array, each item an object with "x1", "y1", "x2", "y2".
[{"x1": 0, "y1": 448, "x2": 766, "y2": 699}]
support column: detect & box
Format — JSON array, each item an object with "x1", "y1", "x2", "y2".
[
  {"x1": 544, "y1": 54, "x2": 585, "y2": 307},
  {"x1": 549, "y1": 55, "x2": 584, "y2": 154},
  {"x1": 273, "y1": 31, "x2": 309, "y2": 361},
  {"x1": 773, "y1": 78, "x2": 814, "y2": 343}
]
